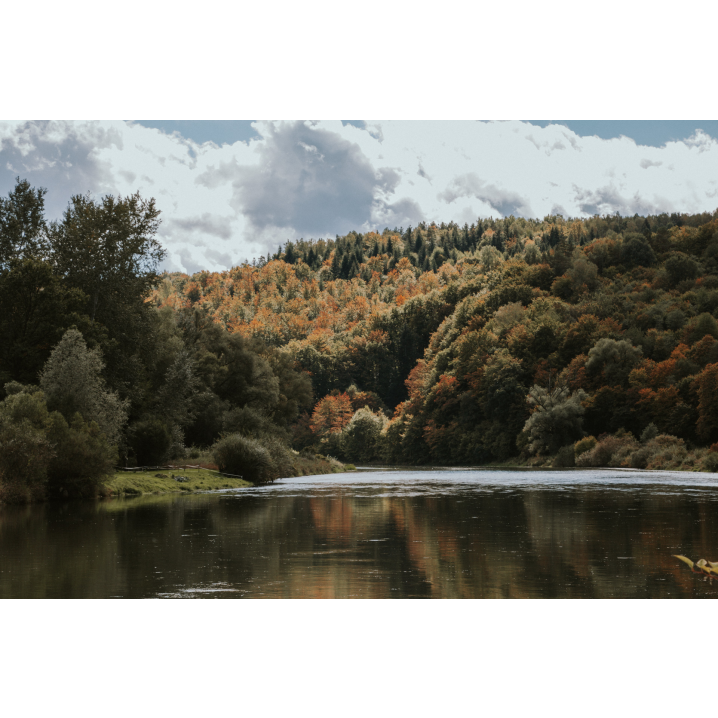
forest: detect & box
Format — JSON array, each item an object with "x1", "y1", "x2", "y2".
[{"x1": 2, "y1": 177, "x2": 718, "y2": 501}]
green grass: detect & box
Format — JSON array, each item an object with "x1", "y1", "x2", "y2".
[
  {"x1": 106, "y1": 454, "x2": 345, "y2": 496},
  {"x1": 106, "y1": 468, "x2": 251, "y2": 496}
]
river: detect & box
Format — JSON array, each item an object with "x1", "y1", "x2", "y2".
[{"x1": 1, "y1": 468, "x2": 717, "y2": 598}]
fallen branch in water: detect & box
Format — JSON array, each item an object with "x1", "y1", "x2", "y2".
[{"x1": 674, "y1": 555, "x2": 718, "y2": 579}]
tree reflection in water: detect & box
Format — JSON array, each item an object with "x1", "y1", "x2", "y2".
[{"x1": 1, "y1": 470, "x2": 717, "y2": 598}]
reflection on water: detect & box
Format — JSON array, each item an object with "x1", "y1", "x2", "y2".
[{"x1": 1, "y1": 469, "x2": 718, "y2": 598}]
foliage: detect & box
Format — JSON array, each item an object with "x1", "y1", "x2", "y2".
[
  {"x1": 341, "y1": 407, "x2": 387, "y2": 463},
  {"x1": 0, "y1": 391, "x2": 55, "y2": 502},
  {"x1": 44, "y1": 412, "x2": 117, "y2": 497},
  {"x1": 39, "y1": 328, "x2": 128, "y2": 446},
  {"x1": 0, "y1": 386, "x2": 114, "y2": 501},
  {"x1": 5, "y1": 176, "x2": 718, "y2": 492},
  {"x1": 521, "y1": 386, "x2": 587, "y2": 456},
  {"x1": 574, "y1": 436, "x2": 597, "y2": 457},
  {"x1": 128, "y1": 417, "x2": 173, "y2": 466},
  {"x1": 211, "y1": 433, "x2": 276, "y2": 484}
]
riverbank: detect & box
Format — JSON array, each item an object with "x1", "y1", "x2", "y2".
[
  {"x1": 483, "y1": 443, "x2": 718, "y2": 473},
  {"x1": 107, "y1": 454, "x2": 352, "y2": 496},
  {"x1": 106, "y1": 468, "x2": 252, "y2": 495}
]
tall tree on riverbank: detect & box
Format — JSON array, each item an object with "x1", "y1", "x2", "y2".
[{"x1": 40, "y1": 328, "x2": 128, "y2": 447}]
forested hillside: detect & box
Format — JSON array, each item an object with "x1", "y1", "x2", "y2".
[
  {"x1": 153, "y1": 209, "x2": 718, "y2": 471},
  {"x1": 2, "y1": 176, "x2": 718, "y2": 501}
]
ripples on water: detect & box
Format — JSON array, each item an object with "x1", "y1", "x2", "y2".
[{"x1": 1, "y1": 468, "x2": 717, "y2": 598}]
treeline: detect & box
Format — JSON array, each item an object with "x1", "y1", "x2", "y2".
[
  {"x1": 155, "y1": 204, "x2": 718, "y2": 473},
  {"x1": 3, "y1": 175, "x2": 718, "y2": 502},
  {"x1": 0, "y1": 179, "x2": 313, "y2": 501},
  {"x1": 266, "y1": 209, "x2": 715, "y2": 277}
]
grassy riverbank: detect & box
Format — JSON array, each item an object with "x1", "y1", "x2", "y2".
[
  {"x1": 106, "y1": 454, "x2": 351, "y2": 496},
  {"x1": 106, "y1": 468, "x2": 251, "y2": 495}
]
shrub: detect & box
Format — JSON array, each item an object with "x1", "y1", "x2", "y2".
[
  {"x1": 0, "y1": 389, "x2": 115, "y2": 500},
  {"x1": 640, "y1": 423, "x2": 659, "y2": 442},
  {"x1": 574, "y1": 436, "x2": 597, "y2": 457},
  {"x1": 260, "y1": 435, "x2": 295, "y2": 479},
  {"x1": 129, "y1": 417, "x2": 172, "y2": 466},
  {"x1": 576, "y1": 434, "x2": 636, "y2": 467},
  {"x1": 212, "y1": 434, "x2": 274, "y2": 483},
  {"x1": 44, "y1": 413, "x2": 117, "y2": 497},
  {"x1": 0, "y1": 390, "x2": 55, "y2": 502},
  {"x1": 0, "y1": 421, "x2": 54, "y2": 502},
  {"x1": 628, "y1": 447, "x2": 651, "y2": 469},
  {"x1": 701, "y1": 453, "x2": 718, "y2": 473},
  {"x1": 641, "y1": 434, "x2": 687, "y2": 470},
  {"x1": 554, "y1": 445, "x2": 576, "y2": 467}
]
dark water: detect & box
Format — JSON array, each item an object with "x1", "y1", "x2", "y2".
[{"x1": 2, "y1": 468, "x2": 718, "y2": 598}]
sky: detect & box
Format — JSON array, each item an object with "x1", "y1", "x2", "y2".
[{"x1": 1, "y1": 120, "x2": 717, "y2": 274}]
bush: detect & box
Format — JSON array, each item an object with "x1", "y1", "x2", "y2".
[
  {"x1": 0, "y1": 388, "x2": 116, "y2": 501},
  {"x1": 129, "y1": 417, "x2": 172, "y2": 466},
  {"x1": 639, "y1": 434, "x2": 686, "y2": 470},
  {"x1": 628, "y1": 447, "x2": 651, "y2": 469},
  {"x1": 45, "y1": 413, "x2": 116, "y2": 497},
  {"x1": 574, "y1": 436, "x2": 597, "y2": 457},
  {"x1": 212, "y1": 434, "x2": 274, "y2": 483},
  {"x1": 701, "y1": 453, "x2": 718, "y2": 473},
  {"x1": 0, "y1": 421, "x2": 54, "y2": 502},
  {"x1": 641, "y1": 423, "x2": 659, "y2": 442},
  {"x1": 554, "y1": 445, "x2": 576, "y2": 467},
  {"x1": 576, "y1": 434, "x2": 636, "y2": 467},
  {"x1": 0, "y1": 390, "x2": 55, "y2": 502},
  {"x1": 260, "y1": 435, "x2": 295, "y2": 479}
]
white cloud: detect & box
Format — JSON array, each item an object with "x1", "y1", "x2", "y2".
[{"x1": 1, "y1": 120, "x2": 717, "y2": 273}]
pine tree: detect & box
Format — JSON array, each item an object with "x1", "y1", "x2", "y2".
[
  {"x1": 340, "y1": 253, "x2": 351, "y2": 280},
  {"x1": 331, "y1": 250, "x2": 341, "y2": 279}
]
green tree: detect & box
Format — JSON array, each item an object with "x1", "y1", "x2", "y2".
[
  {"x1": 50, "y1": 192, "x2": 164, "y2": 323},
  {"x1": 39, "y1": 328, "x2": 128, "y2": 446},
  {"x1": 0, "y1": 389, "x2": 54, "y2": 502},
  {"x1": 585, "y1": 338, "x2": 643, "y2": 387},
  {"x1": 0, "y1": 259, "x2": 88, "y2": 388},
  {"x1": 0, "y1": 178, "x2": 49, "y2": 268},
  {"x1": 521, "y1": 385, "x2": 587, "y2": 456},
  {"x1": 48, "y1": 191, "x2": 165, "y2": 405},
  {"x1": 341, "y1": 407, "x2": 387, "y2": 462}
]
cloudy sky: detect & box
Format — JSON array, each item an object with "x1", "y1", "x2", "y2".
[{"x1": 1, "y1": 120, "x2": 717, "y2": 274}]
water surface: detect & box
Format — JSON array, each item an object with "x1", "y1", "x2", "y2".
[{"x1": 2, "y1": 468, "x2": 718, "y2": 598}]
